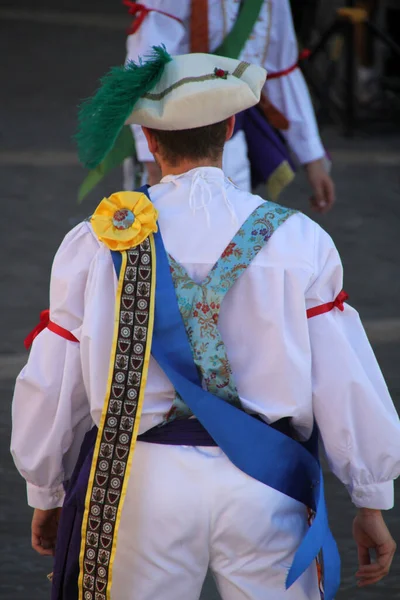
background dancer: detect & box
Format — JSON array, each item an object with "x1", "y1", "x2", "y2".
[{"x1": 81, "y1": 0, "x2": 335, "y2": 213}]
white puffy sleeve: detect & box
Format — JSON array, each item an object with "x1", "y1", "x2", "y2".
[
  {"x1": 125, "y1": 0, "x2": 190, "y2": 162},
  {"x1": 307, "y1": 225, "x2": 400, "y2": 509},
  {"x1": 265, "y1": 0, "x2": 325, "y2": 164},
  {"x1": 11, "y1": 222, "x2": 100, "y2": 510}
]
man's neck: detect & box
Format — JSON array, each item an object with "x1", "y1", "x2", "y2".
[{"x1": 160, "y1": 157, "x2": 223, "y2": 178}]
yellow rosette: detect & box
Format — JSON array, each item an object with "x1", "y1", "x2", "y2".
[{"x1": 90, "y1": 191, "x2": 158, "y2": 250}]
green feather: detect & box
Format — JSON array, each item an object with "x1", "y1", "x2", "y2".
[
  {"x1": 76, "y1": 45, "x2": 172, "y2": 169},
  {"x1": 77, "y1": 126, "x2": 136, "y2": 203}
]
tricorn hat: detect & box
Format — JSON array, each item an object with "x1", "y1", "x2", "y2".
[{"x1": 77, "y1": 46, "x2": 266, "y2": 170}]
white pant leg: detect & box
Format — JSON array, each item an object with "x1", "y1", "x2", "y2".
[
  {"x1": 209, "y1": 454, "x2": 321, "y2": 600},
  {"x1": 111, "y1": 442, "x2": 211, "y2": 600},
  {"x1": 222, "y1": 130, "x2": 251, "y2": 192}
]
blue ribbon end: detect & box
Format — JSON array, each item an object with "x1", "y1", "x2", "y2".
[{"x1": 285, "y1": 565, "x2": 299, "y2": 590}]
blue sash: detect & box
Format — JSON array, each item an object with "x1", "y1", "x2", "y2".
[{"x1": 111, "y1": 186, "x2": 341, "y2": 598}]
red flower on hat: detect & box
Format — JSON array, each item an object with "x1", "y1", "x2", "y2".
[{"x1": 214, "y1": 68, "x2": 229, "y2": 79}]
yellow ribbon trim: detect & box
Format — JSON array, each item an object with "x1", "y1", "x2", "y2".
[
  {"x1": 78, "y1": 251, "x2": 128, "y2": 600},
  {"x1": 107, "y1": 234, "x2": 156, "y2": 598},
  {"x1": 78, "y1": 235, "x2": 157, "y2": 600},
  {"x1": 267, "y1": 160, "x2": 295, "y2": 201}
]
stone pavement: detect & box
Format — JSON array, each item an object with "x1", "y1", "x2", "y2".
[{"x1": 1, "y1": 3, "x2": 399, "y2": 599}]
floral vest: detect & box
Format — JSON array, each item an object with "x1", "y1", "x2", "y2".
[{"x1": 165, "y1": 201, "x2": 296, "y2": 421}]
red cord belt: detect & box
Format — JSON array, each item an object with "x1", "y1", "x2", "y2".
[{"x1": 268, "y1": 49, "x2": 311, "y2": 80}]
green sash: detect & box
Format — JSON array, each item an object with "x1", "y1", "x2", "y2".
[
  {"x1": 78, "y1": 0, "x2": 264, "y2": 202},
  {"x1": 214, "y1": 0, "x2": 264, "y2": 59}
]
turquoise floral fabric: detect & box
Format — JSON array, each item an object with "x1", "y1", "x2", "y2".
[{"x1": 164, "y1": 201, "x2": 296, "y2": 422}]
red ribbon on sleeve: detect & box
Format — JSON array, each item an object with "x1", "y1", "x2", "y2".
[
  {"x1": 24, "y1": 309, "x2": 79, "y2": 350},
  {"x1": 123, "y1": 1, "x2": 183, "y2": 35},
  {"x1": 306, "y1": 290, "x2": 349, "y2": 319}
]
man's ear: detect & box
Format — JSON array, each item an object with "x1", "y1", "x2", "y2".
[
  {"x1": 225, "y1": 115, "x2": 236, "y2": 142},
  {"x1": 142, "y1": 126, "x2": 158, "y2": 154}
]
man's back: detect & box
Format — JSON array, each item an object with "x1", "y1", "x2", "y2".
[
  {"x1": 141, "y1": 167, "x2": 317, "y2": 435},
  {"x1": 75, "y1": 165, "x2": 397, "y2": 493},
  {"x1": 126, "y1": 0, "x2": 328, "y2": 200}
]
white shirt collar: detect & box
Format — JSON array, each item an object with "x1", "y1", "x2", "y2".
[{"x1": 160, "y1": 166, "x2": 225, "y2": 184}]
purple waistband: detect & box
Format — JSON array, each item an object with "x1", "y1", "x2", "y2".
[
  {"x1": 137, "y1": 416, "x2": 293, "y2": 447},
  {"x1": 137, "y1": 419, "x2": 218, "y2": 446}
]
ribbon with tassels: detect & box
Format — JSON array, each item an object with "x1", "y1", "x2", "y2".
[{"x1": 24, "y1": 309, "x2": 79, "y2": 350}]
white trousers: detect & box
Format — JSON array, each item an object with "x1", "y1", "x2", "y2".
[{"x1": 112, "y1": 442, "x2": 321, "y2": 600}]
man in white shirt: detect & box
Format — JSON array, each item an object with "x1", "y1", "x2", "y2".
[
  {"x1": 11, "y1": 48, "x2": 398, "y2": 600},
  {"x1": 124, "y1": 0, "x2": 335, "y2": 212}
]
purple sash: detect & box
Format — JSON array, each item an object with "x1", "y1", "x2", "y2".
[
  {"x1": 51, "y1": 428, "x2": 97, "y2": 600},
  {"x1": 234, "y1": 107, "x2": 296, "y2": 189}
]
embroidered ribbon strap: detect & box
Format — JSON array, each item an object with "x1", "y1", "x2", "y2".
[
  {"x1": 124, "y1": 1, "x2": 183, "y2": 35},
  {"x1": 167, "y1": 201, "x2": 297, "y2": 420},
  {"x1": 78, "y1": 237, "x2": 156, "y2": 600},
  {"x1": 307, "y1": 290, "x2": 349, "y2": 319},
  {"x1": 268, "y1": 49, "x2": 311, "y2": 80},
  {"x1": 24, "y1": 309, "x2": 79, "y2": 349}
]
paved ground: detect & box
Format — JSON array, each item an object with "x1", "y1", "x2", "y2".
[{"x1": 1, "y1": 3, "x2": 400, "y2": 599}]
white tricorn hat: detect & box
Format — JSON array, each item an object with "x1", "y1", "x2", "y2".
[
  {"x1": 126, "y1": 52, "x2": 266, "y2": 130},
  {"x1": 77, "y1": 46, "x2": 267, "y2": 169}
]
